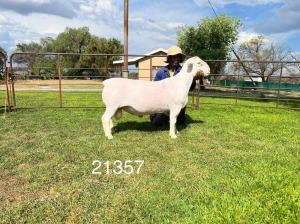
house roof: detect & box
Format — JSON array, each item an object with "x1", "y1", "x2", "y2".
[{"x1": 113, "y1": 48, "x2": 167, "y2": 65}]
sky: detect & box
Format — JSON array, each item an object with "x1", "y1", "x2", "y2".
[{"x1": 0, "y1": 0, "x2": 300, "y2": 58}]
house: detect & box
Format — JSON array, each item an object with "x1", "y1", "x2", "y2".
[
  {"x1": 113, "y1": 48, "x2": 167, "y2": 80},
  {"x1": 243, "y1": 76, "x2": 262, "y2": 89},
  {"x1": 244, "y1": 76, "x2": 262, "y2": 82}
]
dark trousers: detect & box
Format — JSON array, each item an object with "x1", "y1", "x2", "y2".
[{"x1": 150, "y1": 107, "x2": 186, "y2": 126}]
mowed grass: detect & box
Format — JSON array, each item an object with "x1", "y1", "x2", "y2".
[{"x1": 0, "y1": 94, "x2": 300, "y2": 223}]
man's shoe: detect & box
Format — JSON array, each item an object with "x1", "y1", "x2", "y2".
[
  {"x1": 111, "y1": 128, "x2": 117, "y2": 134},
  {"x1": 178, "y1": 123, "x2": 191, "y2": 129}
]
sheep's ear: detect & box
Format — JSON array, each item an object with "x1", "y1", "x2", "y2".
[{"x1": 187, "y1": 63, "x2": 193, "y2": 73}]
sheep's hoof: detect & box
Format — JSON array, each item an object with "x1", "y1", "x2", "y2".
[
  {"x1": 106, "y1": 135, "x2": 114, "y2": 140},
  {"x1": 170, "y1": 134, "x2": 177, "y2": 139}
]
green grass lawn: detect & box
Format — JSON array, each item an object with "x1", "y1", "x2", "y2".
[{"x1": 0, "y1": 95, "x2": 300, "y2": 223}]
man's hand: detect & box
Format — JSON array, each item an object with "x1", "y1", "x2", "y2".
[{"x1": 194, "y1": 70, "x2": 204, "y2": 80}]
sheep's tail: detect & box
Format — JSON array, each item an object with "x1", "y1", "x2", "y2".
[{"x1": 114, "y1": 109, "x2": 123, "y2": 119}]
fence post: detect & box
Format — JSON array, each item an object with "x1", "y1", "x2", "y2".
[
  {"x1": 276, "y1": 62, "x2": 284, "y2": 108},
  {"x1": 1, "y1": 51, "x2": 11, "y2": 112},
  {"x1": 8, "y1": 58, "x2": 17, "y2": 112},
  {"x1": 57, "y1": 54, "x2": 63, "y2": 108},
  {"x1": 105, "y1": 56, "x2": 109, "y2": 79},
  {"x1": 195, "y1": 81, "x2": 200, "y2": 110},
  {"x1": 235, "y1": 61, "x2": 242, "y2": 106}
]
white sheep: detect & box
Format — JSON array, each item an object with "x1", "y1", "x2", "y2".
[{"x1": 101, "y1": 56, "x2": 210, "y2": 139}]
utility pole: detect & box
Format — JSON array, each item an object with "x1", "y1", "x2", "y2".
[{"x1": 123, "y1": 0, "x2": 129, "y2": 78}]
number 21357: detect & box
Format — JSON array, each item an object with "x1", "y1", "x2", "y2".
[{"x1": 92, "y1": 160, "x2": 144, "y2": 175}]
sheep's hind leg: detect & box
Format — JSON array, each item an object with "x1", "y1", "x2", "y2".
[
  {"x1": 108, "y1": 108, "x2": 123, "y2": 134},
  {"x1": 102, "y1": 108, "x2": 118, "y2": 139}
]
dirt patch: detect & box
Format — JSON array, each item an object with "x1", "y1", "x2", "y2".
[
  {"x1": 0, "y1": 164, "x2": 40, "y2": 203},
  {"x1": 0, "y1": 79, "x2": 103, "y2": 90}
]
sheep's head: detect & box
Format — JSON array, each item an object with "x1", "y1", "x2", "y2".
[{"x1": 185, "y1": 56, "x2": 210, "y2": 78}]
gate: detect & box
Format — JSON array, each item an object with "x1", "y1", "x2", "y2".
[
  {"x1": 6, "y1": 52, "x2": 199, "y2": 111},
  {"x1": 0, "y1": 51, "x2": 10, "y2": 113}
]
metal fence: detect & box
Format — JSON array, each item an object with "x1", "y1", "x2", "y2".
[
  {"x1": 0, "y1": 51, "x2": 10, "y2": 112},
  {"x1": 2, "y1": 52, "x2": 300, "y2": 111},
  {"x1": 197, "y1": 59, "x2": 300, "y2": 110}
]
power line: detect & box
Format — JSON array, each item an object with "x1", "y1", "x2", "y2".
[
  {"x1": 207, "y1": 0, "x2": 219, "y2": 21},
  {"x1": 207, "y1": 0, "x2": 238, "y2": 58},
  {"x1": 207, "y1": 0, "x2": 259, "y2": 89}
]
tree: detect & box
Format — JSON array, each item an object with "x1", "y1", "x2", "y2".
[
  {"x1": 40, "y1": 37, "x2": 55, "y2": 53},
  {"x1": 40, "y1": 26, "x2": 123, "y2": 77},
  {"x1": 13, "y1": 41, "x2": 42, "y2": 70},
  {"x1": 78, "y1": 36, "x2": 123, "y2": 78},
  {"x1": 13, "y1": 26, "x2": 123, "y2": 77},
  {"x1": 289, "y1": 51, "x2": 300, "y2": 72},
  {"x1": 51, "y1": 26, "x2": 91, "y2": 54},
  {"x1": 0, "y1": 46, "x2": 7, "y2": 79},
  {"x1": 235, "y1": 36, "x2": 289, "y2": 82},
  {"x1": 32, "y1": 56, "x2": 57, "y2": 77},
  {"x1": 0, "y1": 46, "x2": 6, "y2": 55},
  {"x1": 177, "y1": 14, "x2": 241, "y2": 73},
  {"x1": 52, "y1": 27, "x2": 92, "y2": 75}
]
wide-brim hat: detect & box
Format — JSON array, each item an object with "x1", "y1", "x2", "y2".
[{"x1": 165, "y1": 46, "x2": 186, "y2": 63}]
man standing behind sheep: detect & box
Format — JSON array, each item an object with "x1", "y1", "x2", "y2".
[{"x1": 150, "y1": 46, "x2": 203, "y2": 129}]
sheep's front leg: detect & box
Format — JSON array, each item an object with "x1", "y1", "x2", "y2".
[{"x1": 169, "y1": 108, "x2": 181, "y2": 139}]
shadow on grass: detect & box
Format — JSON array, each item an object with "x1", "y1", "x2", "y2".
[
  {"x1": 114, "y1": 114, "x2": 204, "y2": 133},
  {"x1": 201, "y1": 88, "x2": 300, "y2": 110},
  {"x1": 0, "y1": 107, "x2": 8, "y2": 115},
  {"x1": 277, "y1": 100, "x2": 300, "y2": 109}
]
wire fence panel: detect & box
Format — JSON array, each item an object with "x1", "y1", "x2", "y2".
[
  {"x1": 196, "y1": 59, "x2": 300, "y2": 110},
  {"x1": 3, "y1": 53, "x2": 300, "y2": 111},
  {"x1": 8, "y1": 53, "x2": 115, "y2": 110}
]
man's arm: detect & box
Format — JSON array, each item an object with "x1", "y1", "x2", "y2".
[
  {"x1": 154, "y1": 69, "x2": 163, "y2": 81},
  {"x1": 189, "y1": 70, "x2": 204, "y2": 91}
]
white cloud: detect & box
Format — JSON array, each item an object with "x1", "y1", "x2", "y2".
[
  {"x1": 76, "y1": 0, "x2": 120, "y2": 20},
  {"x1": 155, "y1": 34, "x2": 174, "y2": 42},
  {"x1": 255, "y1": 0, "x2": 300, "y2": 34},
  {"x1": 128, "y1": 16, "x2": 184, "y2": 36},
  {"x1": 0, "y1": 31, "x2": 15, "y2": 54},
  {"x1": 236, "y1": 32, "x2": 261, "y2": 46},
  {"x1": 0, "y1": 15, "x2": 6, "y2": 23},
  {"x1": 0, "y1": 15, "x2": 19, "y2": 27},
  {"x1": 12, "y1": 0, "x2": 51, "y2": 4},
  {"x1": 0, "y1": 0, "x2": 300, "y2": 57},
  {"x1": 235, "y1": 31, "x2": 295, "y2": 53},
  {"x1": 0, "y1": 0, "x2": 76, "y2": 18},
  {"x1": 164, "y1": 22, "x2": 185, "y2": 30},
  {"x1": 193, "y1": 0, "x2": 284, "y2": 8}
]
